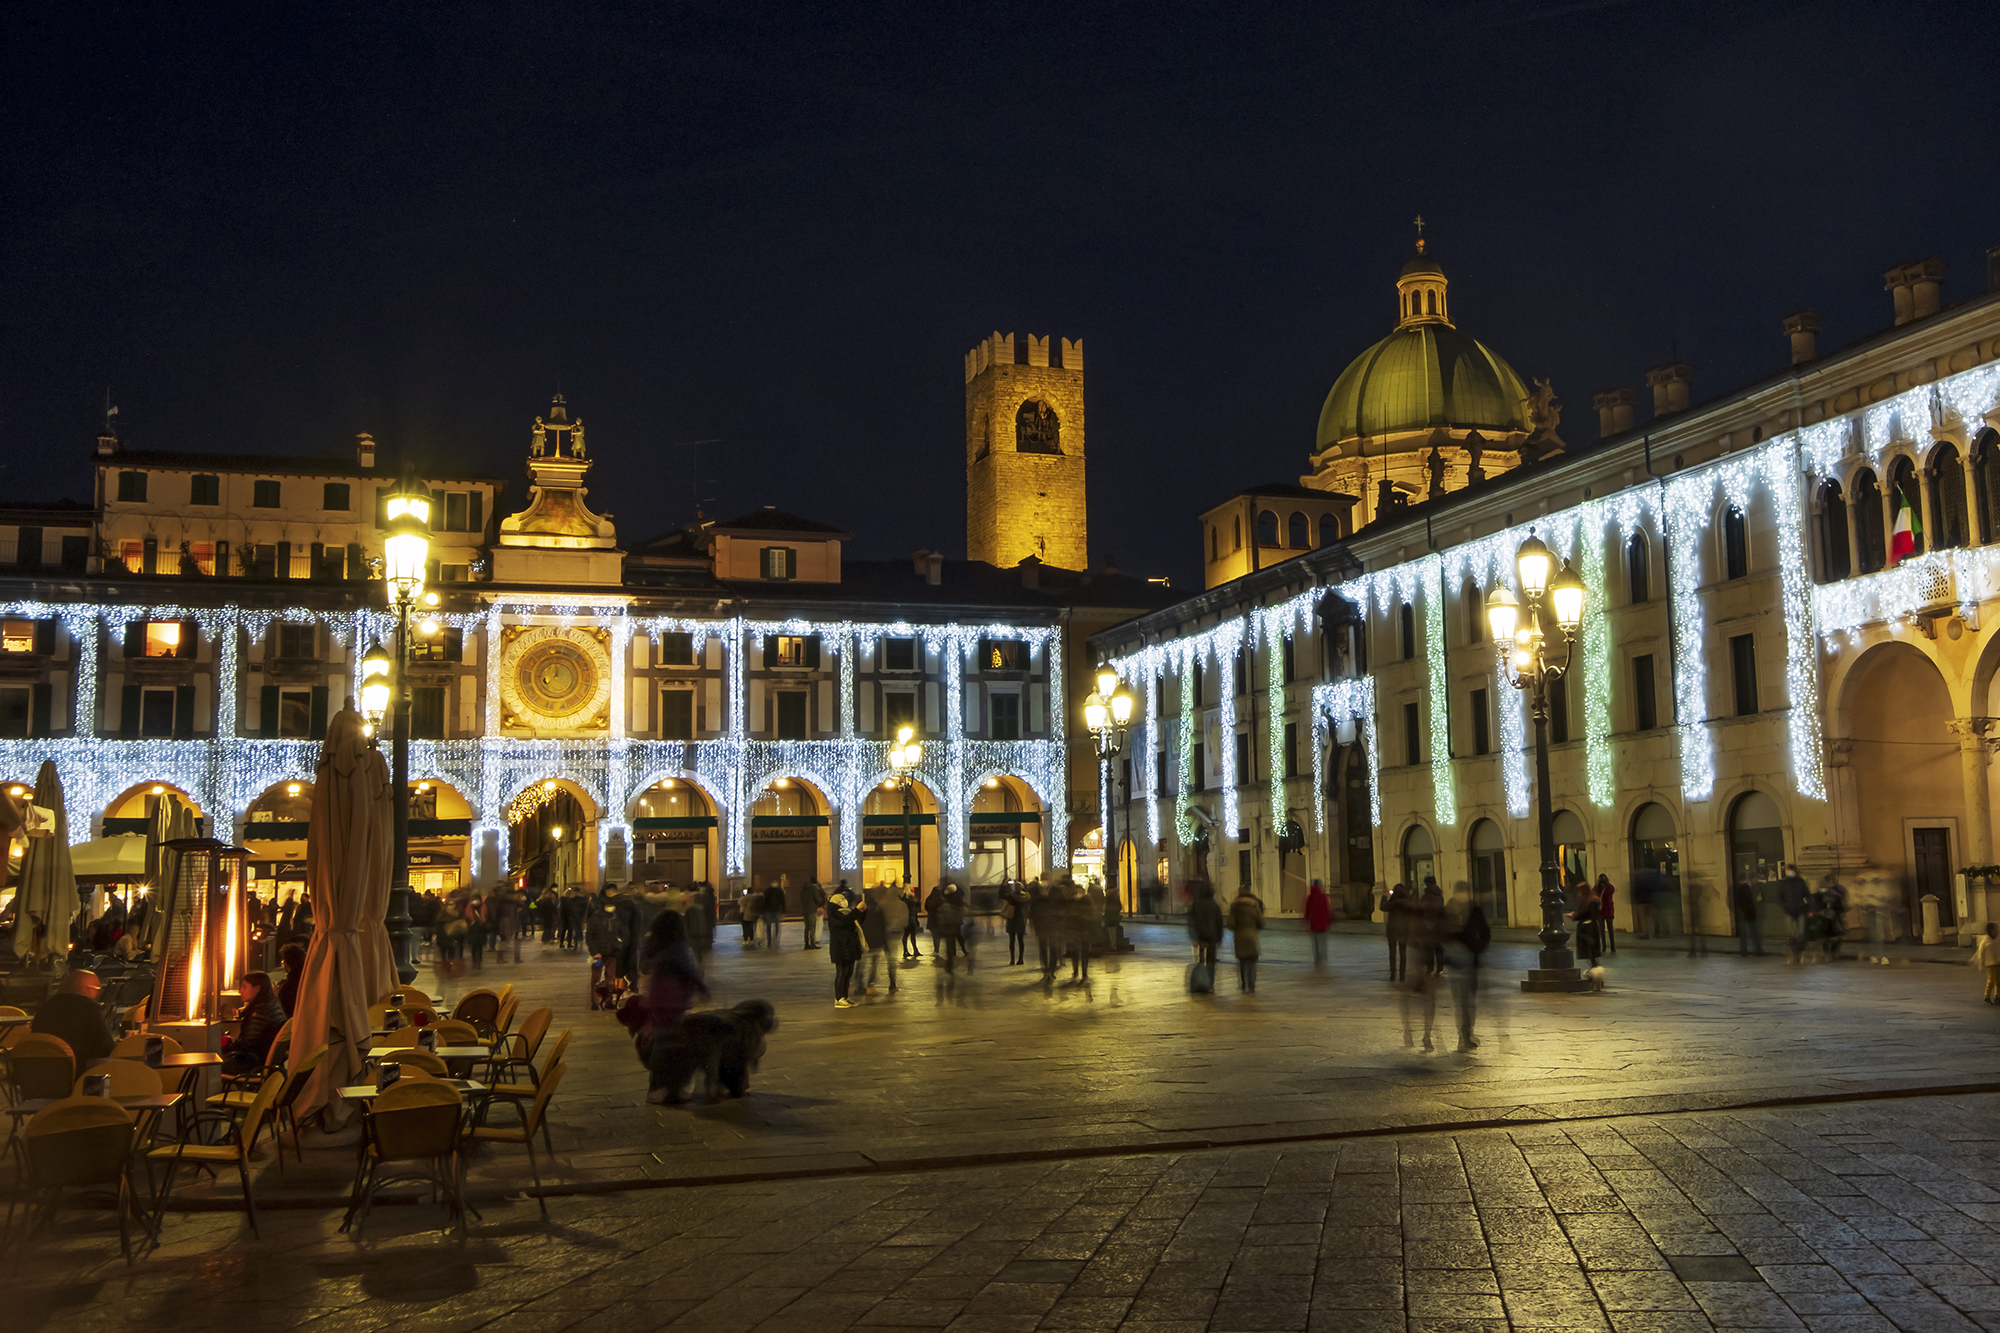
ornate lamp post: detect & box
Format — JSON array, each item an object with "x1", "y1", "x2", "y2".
[
  {"x1": 889, "y1": 726, "x2": 922, "y2": 887},
  {"x1": 1083, "y1": 662, "x2": 1136, "y2": 911},
  {"x1": 360, "y1": 475, "x2": 434, "y2": 985},
  {"x1": 1487, "y1": 534, "x2": 1591, "y2": 993}
]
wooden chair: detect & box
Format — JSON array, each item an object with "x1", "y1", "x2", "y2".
[
  {"x1": 145, "y1": 1069, "x2": 285, "y2": 1240},
  {"x1": 493, "y1": 993, "x2": 521, "y2": 1039},
  {"x1": 430, "y1": 1019, "x2": 481, "y2": 1045},
  {"x1": 72, "y1": 1059, "x2": 165, "y2": 1099},
  {"x1": 343, "y1": 1080, "x2": 473, "y2": 1240},
  {"x1": 12, "y1": 1098, "x2": 141, "y2": 1261},
  {"x1": 374, "y1": 986, "x2": 433, "y2": 1008},
  {"x1": 7, "y1": 1034, "x2": 78, "y2": 1101},
  {"x1": 108, "y1": 1033, "x2": 184, "y2": 1061},
  {"x1": 371, "y1": 1003, "x2": 440, "y2": 1028},
  {"x1": 0, "y1": 1006, "x2": 29, "y2": 1052},
  {"x1": 485, "y1": 1007, "x2": 551, "y2": 1086},
  {"x1": 374, "y1": 1026, "x2": 423, "y2": 1050},
  {"x1": 451, "y1": 989, "x2": 501, "y2": 1038},
  {"x1": 468, "y1": 1062, "x2": 563, "y2": 1218},
  {"x1": 204, "y1": 1042, "x2": 329, "y2": 1171}
]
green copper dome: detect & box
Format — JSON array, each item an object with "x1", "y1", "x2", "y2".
[{"x1": 1316, "y1": 323, "x2": 1531, "y2": 451}]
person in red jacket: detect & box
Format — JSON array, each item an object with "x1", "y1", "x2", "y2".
[{"x1": 1304, "y1": 880, "x2": 1335, "y2": 970}]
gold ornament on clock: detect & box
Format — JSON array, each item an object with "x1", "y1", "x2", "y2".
[{"x1": 499, "y1": 626, "x2": 613, "y2": 732}]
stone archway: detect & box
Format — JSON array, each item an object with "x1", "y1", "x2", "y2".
[{"x1": 1838, "y1": 640, "x2": 1960, "y2": 939}]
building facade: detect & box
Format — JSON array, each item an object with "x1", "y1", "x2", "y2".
[{"x1": 1092, "y1": 249, "x2": 2000, "y2": 943}]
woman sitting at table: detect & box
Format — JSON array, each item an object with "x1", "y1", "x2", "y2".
[{"x1": 222, "y1": 971, "x2": 287, "y2": 1076}]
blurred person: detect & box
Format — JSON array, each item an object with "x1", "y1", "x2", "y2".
[
  {"x1": 862, "y1": 884, "x2": 904, "y2": 996},
  {"x1": 32, "y1": 967, "x2": 113, "y2": 1063},
  {"x1": 1441, "y1": 894, "x2": 1491, "y2": 1051},
  {"x1": 492, "y1": 879, "x2": 525, "y2": 963},
  {"x1": 641, "y1": 910, "x2": 710, "y2": 1104},
  {"x1": 434, "y1": 893, "x2": 469, "y2": 976},
  {"x1": 1977, "y1": 922, "x2": 1999, "y2": 1004},
  {"x1": 1399, "y1": 961, "x2": 1440, "y2": 1053},
  {"x1": 1595, "y1": 873, "x2": 1618, "y2": 954},
  {"x1": 1029, "y1": 881, "x2": 1061, "y2": 977},
  {"x1": 933, "y1": 882, "x2": 969, "y2": 973},
  {"x1": 1629, "y1": 871, "x2": 1655, "y2": 939},
  {"x1": 585, "y1": 888, "x2": 632, "y2": 995},
  {"x1": 762, "y1": 876, "x2": 787, "y2": 950},
  {"x1": 826, "y1": 881, "x2": 865, "y2": 1008},
  {"x1": 1304, "y1": 879, "x2": 1334, "y2": 969},
  {"x1": 1777, "y1": 864, "x2": 1811, "y2": 964},
  {"x1": 1570, "y1": 881, "x2": 1603, "y2": 968},
  {"x1": 1061, "y1": 882, "x2": 1091, "y2": 981},
  {"x1": 466, "y1": 892, "x2": 488, "y2": 971},
  {"x1": 799, "y1": 878, "x2": 825, "y2": 949},
  {"x1": 1385, "y1": 882, "x2": 1415, "y2": 982},
  {"x1": 537, "y1": 885, "x2": 559, "y2": 942},
  {"x1": 737, "y1": 887, "x2": 759, "y2": 946},
  {"x1": 1187, "y1": 882, "x2": 1224, "y2": 977},
  {"x1": 276, "y1": 941, "x2": 308, "y2": 1015},
  {"x1": 1002, "y1": 881, "x2": 1028, "y2": 965},
  {"x1": 1732, "y1": 878, "x2": 1764, "y2": 956},
  {"x1": 559, "y1": 886, "x2": 589, "y2": 950},
  {"x1": 1819, "y1": 878, "x2": 1848, "y2": 962},
  {"x1": 1228, "y1": 884, "x2": 1264, "y2": 993},
  {"x1": 900, "y1": 884, "x2": 924, "y2": 959},
  {"x1": 686, "y1": 883, "x2": 716, "y2": 969},
  {"x1": 1419, "y1": 877, "x2": 1447, "y2": 973}
]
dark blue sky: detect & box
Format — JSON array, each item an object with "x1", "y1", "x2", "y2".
[{"x1": 7, "y1": 2, "x2": 1997, "y2": 589}]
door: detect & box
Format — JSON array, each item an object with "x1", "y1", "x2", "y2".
[{"x1": 1912, "y1": 828, "x2": 1956, "y2": 928}]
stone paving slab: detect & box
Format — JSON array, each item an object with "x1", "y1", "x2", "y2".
[{"x1": 15, "y1": 1094, "x2": 2000, "y2": 1333}]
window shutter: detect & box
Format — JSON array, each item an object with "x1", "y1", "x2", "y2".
[
  {"x1": 178, "y1": 619, "x2": 198, "y2": 659},
  {"x1": 804, "y1": 635, "x2": 821, "y2": 670},
  {"x1": 784, "y1": 548, "x2": 797, "y2": 579},
  {"x1": 216, "y1": 540, "x2": 230, "y2": 574},
  {"x1": 309, "y1": 686, "x2": 330, "y2": 739},
  {"x1": 30, "y1": 683, "x2": 50, "y2": 737},
  {"x1": 259, "y1": 685, "x2": 279, "y2": 734},
  {"x1": 122, "y1": 622, "x2": 144, "y2": 658},
  {"x1": 763, "y1": 637, "x2": 778, "y2": 669},
  {"x1": 348, "y1": 543, "x2": 364, "y2": 581},
  {"x1": 174, "y1": 684, "x2": 196, "y2": 738},
  {"x1": 310, "y1": 542, "x2": 325, "y2": 579},
  {"x1": 120, "y1": 684, "x2": 141, "y2": 737},
  {"x1": 32, "y1": 620, "x2": 54, "y2": 655},
  {"x1": 276, "y1": 541, "x2": 291, "y2": 578},
  {"x1": 469, "y1": 491, "x2": 483, "y2": 532},
  {"x1": 444, "y1": 628, "x2": 463, "y2": 663}
]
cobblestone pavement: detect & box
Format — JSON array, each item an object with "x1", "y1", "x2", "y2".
[{"x1": 17, "y1": 1093, "x2": 2000, "y2": 1332}]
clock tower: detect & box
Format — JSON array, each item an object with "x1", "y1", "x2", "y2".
[
  {"x1": 965, "y1": 332, "x2": 1088, "y2": 572},
  {"x1": 490, "y1": 394, "x2": 624, "y2": 586}
]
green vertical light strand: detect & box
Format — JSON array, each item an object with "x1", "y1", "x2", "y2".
[
  {"x1": 1423, "y1": 553, "x2": 1455, "y2": 827},
  {"x1": 1580, "y1": 501, "x2": 1615, "y2": 808}
]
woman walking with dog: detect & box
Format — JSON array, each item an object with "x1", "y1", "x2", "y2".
[{"x1": 641, "y1": 910, "x2": 710, "y2": 1105}]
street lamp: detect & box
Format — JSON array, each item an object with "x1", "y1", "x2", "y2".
[
  {"x1": 1489, "y1": 535, "x2": 1590, "y2": 993},
  {"x1": 889, "y1": 725, "x2": 922, "y2": 888},
  {"x1": 366, "y1": 473, "x2": 433, "y2": 984},
  {"x1": 1083, "y1": 662, "x2": 1136, "y2": 913}
]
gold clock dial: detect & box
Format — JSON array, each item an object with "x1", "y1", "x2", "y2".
[{"x1": 499, "y1": 626, "x2": 613, "y2": 732}]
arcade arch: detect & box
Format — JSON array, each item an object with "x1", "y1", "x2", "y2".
[
  {"x1": 968, "y1": 775, "x2": 1044, "y2": 897},
  {"x1": 628, "y1": 777, "x2": 718, "y2": 886},
  {"x1": 750, "y1": 776, "x2": 831, "y2": 891},
  {"x1": 1839, "y1": 641, "x2": 1960, "y2": 935},
  {"x1": 506, "y1": 778, "x2": 598, "y2": 895}
]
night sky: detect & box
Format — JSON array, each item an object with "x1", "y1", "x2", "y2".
[{"x1": 7, "y1": 2, "x2": 1998, "y2": 590}]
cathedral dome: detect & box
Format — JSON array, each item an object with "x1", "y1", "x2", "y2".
[{"x1": 1316, "y1": 324, "x2": 1531, "y2": 449}]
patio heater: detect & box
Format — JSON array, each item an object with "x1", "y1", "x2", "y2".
[{"x1": 148, "y1": 837, "x2": 252, "y2": 1049}]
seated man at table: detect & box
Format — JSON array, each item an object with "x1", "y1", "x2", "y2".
[
  {"x1": 223, "y1": 971, "x2": 288, "y2": 1075},
  {"x1": 276, "y1": 943, "x2": 307, "y2": 1015},
  {"x1": 33, "y1": 967, "x2": 115, "y2": 1063}
]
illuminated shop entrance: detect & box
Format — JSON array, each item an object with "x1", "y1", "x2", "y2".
[{"x1": 630, "y1": 779, "x2": 716, "y2": 886}]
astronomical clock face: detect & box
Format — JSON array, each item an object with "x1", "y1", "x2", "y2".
[{"x1": 499, "y1": 626, "x2": 612, "y2": 732}]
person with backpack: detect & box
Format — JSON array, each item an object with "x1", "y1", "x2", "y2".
[
  {"x1": 1187, "y1": 883, "x2": 1224, "y2": 993},
  {"x1": 1304, "y1": 880, "x2": 1334, "y2": 969}
]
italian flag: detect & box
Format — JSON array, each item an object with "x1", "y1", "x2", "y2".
[{"x1": 1890, "y1": 496, "x2": 1920, "y2": 566}]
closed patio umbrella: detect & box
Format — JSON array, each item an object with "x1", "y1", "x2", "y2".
[
  {"x1": 291, "y1": 704, "x2": 396, "y2": 1128},
  {"x1": 10, "y1": 760, "x2": 75, "y2": 963}
]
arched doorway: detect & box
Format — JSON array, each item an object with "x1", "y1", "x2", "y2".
[
  {"x1": 1400, "y1": 824, "x2": 1434, "y2": 889},
  {"x1": 1844, "y1": 642, "x2": 1959, "y2": 938},
  {"x1": 1628, "y1": 802, "x2": 1680, "y2": 937},
  {"x1": 1552, "y1": 810, "x2": 1588, "y2": 887},
  {"x1": 102, "y1": 782, "x2": 204, "y2": 837},
  {"x1": 628, "y1": 779, "x2": 716, "y2": 886},
  {"x1": 1728, "y1": 790, "x2": 1787, "y2": 940},
  {"x1": 241, "y1": 779, "x2": 314, "y2": 911},
  {"x1": 750, "y1": 778, "x2": 829, "y2": 891},
  {"x1": 968, "y1": 775, "x2": 1043, "y2": 903},
  {"x1": 507, "y1": 779, "x2": 596, "y2": 895},
  {"x1": 1467, "y1": 818, "x2": 1506, "y2": 924},
  {"x1": 405, "y1": 778, "x2": 473, "y2": 896},
  {"x1": 862, "y1": 779, "x2": 938, "y2": 892}
]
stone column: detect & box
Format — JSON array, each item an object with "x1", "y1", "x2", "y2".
[
  {"x1": 1948, "y1": 717, "x2": 1999, "y2": 940},
  {"x1": 1844, "y1": 491, "x2": 1863, "y2": 578}
]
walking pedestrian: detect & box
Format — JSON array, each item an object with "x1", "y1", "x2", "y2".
[
  {"x1": 900, "y1": 884, "x2": 924, "y2": 959},
  {"x1": 1228, "y1": 885, "x2": 1264, "y2": 993},
  {"x1": 1441, "y1": 893, "x2": 1490, "y2": 1051},
  {"x1": 932, "y1": 882, "x2": 968, "y2": 973},
  {"x1": 560, "y1": 887, "x2": 588, "y2": 950},
  {"x1": 1778, "y1": 865, "x2": 1811, "y2": 963},
  {"x1": 1002, "y1": 882, "x2": 1028, "y2": 964},
  {"x1": 1733, "y1": 878, "x2": 1765, "y2": 956},
  {"x1": 537, "y1": 886, "x2": 558, "y2": 943},
  {"x1": 1028, "y1": 881, "x2": 1058, "y2": 977},
  {"x1": 737, "y1": 887, "x2": 759, "y2": 946},
  {"x1": 641, "y1": 910, "x2": 710, "y2": 1105},
  {"x1": 585, "y1": 889, "x2": 632, "y2": 997},
  {"x1": 1187, "y1": 882, "x2": 1224, "y2": 976},
  {"x1": 1384, "y1": 882, "x2": 1414, "y2": 982},
  {"x1": 762, "y1": 877, "x2": 786, "y2": 950},
  {"x1": 1629, "y1": 871, "x2": 1655, "y2": 939},
  {"x1": 826, "y1": 881, "x2": 865, "y2": 1008},
  {"x1": 1595, "y1": 873, "x2": 1618, "y2": 955},
  {"x1": 1060, "y1": 882, "x2": 1089, "y2": 981},
  {"x1": 1819, "y1": 879, "x2": 1848, "y2": 962},
  {"x1": 492, "y1": 880, "x2": 525, "y2": 963},
  {"x1": 466, "y1": 892, "x2": 488, "y2": 971},
  {"x1": 1977, "y1": 922, "x2": 2000, "y2": 1004},
  {"x1": 687, "y1": 883, "x2": 715, "y2": 969},
  {"x1": 1304, "y1": 879, "x2": 1334, "y2": 969},
  {"x1": 1570, "y1": 882, "x2": 1603, "y2": 968},
  {"x1": 863, "y1": 884, "x2": 904, "y2": 995},
  {"x1": 1419, "y1": 877, "x2": 1447, "y2": 974},
  {"x1": 799, "y1": 878, "x2": 825, "y2": 949}
]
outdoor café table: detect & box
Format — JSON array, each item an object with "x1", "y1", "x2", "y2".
[
  {"x1": 339, "y1": 1079, "x2": 487, "y2": 1102},
  {"x1": 367, "y1": 1044, "x2": 492, "y2": 1078},
  {"x1": 7, "y1": 1092, "x2": 185, "y2": 1150},
  {"x1": 90, "y1": 1052, "x2": 222, "y2": 1100},
  {"x1": 0, "y1": 1013, "x2": 32, "y2": 1030},
  {"x1": 338, "y1": 1080, "x2": 487, "y2": 1232}
]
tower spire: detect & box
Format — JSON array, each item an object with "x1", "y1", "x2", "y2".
[{"x1": 1413, "y1": 213, "x2": 1425, "y2": 255}]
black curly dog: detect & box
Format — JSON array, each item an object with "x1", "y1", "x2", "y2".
[{"x1": 626, "y1": 999, "x2": 779, "y2": 1103}]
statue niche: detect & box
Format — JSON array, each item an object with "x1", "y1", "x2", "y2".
[{"x1": 1015, "y1": 399, "x2": 1062, "y2": 455}]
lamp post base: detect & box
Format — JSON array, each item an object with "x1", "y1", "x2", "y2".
[{"x1": 1520, "y1": 967, "x2": 1591, "y2": 993}]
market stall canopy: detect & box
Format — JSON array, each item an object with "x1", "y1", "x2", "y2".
[{"x1": 69, "y1": 835, "x2": 150, "y2": 882}]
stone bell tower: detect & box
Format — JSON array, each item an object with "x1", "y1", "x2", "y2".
[{"x1": 965, "y1": 332, "x2": 1087, "y2": 572}]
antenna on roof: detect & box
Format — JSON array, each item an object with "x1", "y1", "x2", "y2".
[{"x1": 661, "y1": 437, "x2": 723, "y2": 523}]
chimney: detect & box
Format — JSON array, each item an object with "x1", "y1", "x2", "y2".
[
  {"x1": 1782, "y1": 311, "x2": 1820, "y2": 366},
  {"x1": 95, "y1": 429, "x2": 118, "y2": 458},
  {"x1": 1908, "y1": 257, "x2": 1945, "y2": 320},
  {"x1": 1646, "y1": 363, "x2": 1695, "y2": 416},
  {"x1": 912, "y1": 548, "x2": 930, "y2": 577},
  {"x1": 1592, "y1": 387, "x2": 1637, "y2": 438},
  {"x1": 1019, "y1": 554, "x2": 1041, "y2": 591},
  {"x1": 356, "y1": 432, "x2": 377, "y2": 469},
  {"x1": 925, "y1": 551, "x2": 942, "y2": 586}
]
